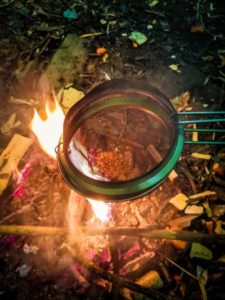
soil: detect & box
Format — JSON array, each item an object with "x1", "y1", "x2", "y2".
[{"x1": 0, "y1": 1, "x2": 225, "y2": 300}]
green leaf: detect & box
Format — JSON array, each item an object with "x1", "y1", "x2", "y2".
[
  {"x1": 63, "y1": 9, "x2": 78, "y2": 19},
  {"x1": 129, "y1": 31, "x2": 148, "y2": 45},
  {"x1": 190, "y1": 243, "x2": 213, "y2": 260},
  {"x1": 149, "y1": 0, "x2": 159, "y2": 7}
]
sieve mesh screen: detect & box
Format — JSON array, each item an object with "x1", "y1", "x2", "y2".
[{"x1": 68, "y1": 105, "x2": 175, "y2": 182}]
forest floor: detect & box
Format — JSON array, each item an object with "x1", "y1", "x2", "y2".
[{"x1": 0, "y1": 1, "x2": 225, "y2": 299}]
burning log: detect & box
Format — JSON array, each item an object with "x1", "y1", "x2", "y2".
[
  {"x1": 0, "y1": 134, "x2": 32, "y2": 195},
  {"x1": 1, "y1": 225, "x2": 225, "y2": 244}
]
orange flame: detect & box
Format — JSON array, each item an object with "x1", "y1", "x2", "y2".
[
  {"x1": 31, "y1": 95, "x2": 111, "y2": 224},
  {"x1": 31, "y1": 98, "x2": 64, "y2": 159}
]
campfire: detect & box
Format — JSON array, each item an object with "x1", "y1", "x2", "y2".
[{"x1": 1, "y1": 80, "x2": 225, "y2": 300}]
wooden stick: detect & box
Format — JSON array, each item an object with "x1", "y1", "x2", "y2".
[{"x1": 0, "y1": 225, "x2": 225, "y2": 244}]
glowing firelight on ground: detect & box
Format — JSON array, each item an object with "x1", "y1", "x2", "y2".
[
  {"x1": 87, "y1": 198, "x2": 111, "y2": 223},
  {"x1": 31, "y1": 98, "x2": 64, "y2": 159},
  {"x1": 31, "y1": 95, "x2": 111, "y2": 224}
]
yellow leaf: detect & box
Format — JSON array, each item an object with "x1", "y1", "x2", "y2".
[
  {"x1": 185, "y1": 205, "x2": 204, "y2": 215},
  {"x1": 0, "y1": 134, "x2": 32, "y2": 195},
  {"x1": 1, "y1": 113, "x2": 18, "y2": 135},
  {"x1": 58, "y1": 85, "x2": 84, "y2": 114},
  {"x1": 215, "y1": 221, "x2": 225, "y2": 234},
  {"x1": 169, "y1": 193, "x2": 188, "y2": 210},
  {"x1": 171, "y1": 91, "x2": 190, "y2": 110},
  {"x1": 189, "y1": 191, "x2": 216, "y2": 200},
  {"x1": 191, "y1": 152, "x2": 212, "y2": 160},
  {"x1": 169, "y1": 64, "x2": 181, "y2": 73},
  {"x1": 102, "y1": 53, "x2": 109, "y2": 62}
]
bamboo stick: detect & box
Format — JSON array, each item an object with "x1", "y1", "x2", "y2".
[{"x1": 0, "y1": 225, "x2": 225, "y2": 244}]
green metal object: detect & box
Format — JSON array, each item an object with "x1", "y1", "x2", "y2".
[
  {"x1": 57, "y1": 79, "x2": 225, "y2": 202},
  {"x1": 178, "y1": 111, "x2": 225, "y2": 145}
]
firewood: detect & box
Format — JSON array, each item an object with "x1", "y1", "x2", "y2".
[
  {"x1": 0, "y1": 134, "x2": 32, "y2": 195},
  {"x1": 0, "y1": 225, "x2": 225, "y2": 244}
]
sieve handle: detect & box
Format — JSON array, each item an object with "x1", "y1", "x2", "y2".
[{"x1": 177, "y1": 111, "x2": 225, "y2": 145}]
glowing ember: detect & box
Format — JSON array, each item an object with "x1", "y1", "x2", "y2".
[
  {"x1": 87, "y1": 199, "x2": 111, "y2": 223},
  {"x1": 31, "y1": 98, "x2": 64, "y2": 159}
]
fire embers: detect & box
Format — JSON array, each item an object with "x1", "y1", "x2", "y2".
[{"x1": 71, "y1": 106, "x2": 173, "y2": 181}]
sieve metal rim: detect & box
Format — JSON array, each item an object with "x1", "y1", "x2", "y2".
[{"x1": 57, "y1": 79, "x2": 184, "y2": 202}]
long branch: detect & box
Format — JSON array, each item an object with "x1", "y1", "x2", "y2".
[{"x1": 0, "y1": 225, "x2": 225, "y2": 244}]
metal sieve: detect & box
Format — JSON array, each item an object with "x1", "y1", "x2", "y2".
[{"x1": 57, "y1": 79, "x2": 225, "y2": 202}]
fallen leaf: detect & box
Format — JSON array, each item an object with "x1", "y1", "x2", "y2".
[
  {"x1": 169, "y1": 193, "x2": 188, "y2": 210},
  {"x1": 129, "y1": 31, "x2": 148, "y2": 45},
  {"x1": 100, "y1": 19, "x2": 107, "y2": 25},
  {"x1": 1, "y1": 113, "x2": 20, "y2": 135},
  {"x1": 170, "y1": 240, "x2": 187, "y2": 250},
  {"x1": 191, "y1": 153, "x2": 212, "y2": 160},
  {"x1": 80, "y1": 32, "x2": 103, "y2": 38},
  {"x1": 215, "y1": 220, "x2": 225, "y2": 234},
  {"x1": 96, "y1": 47, "x2": 107, "y2": 55},
  {"x1": 135, "y1": 270, "x2": 164, "y2": 289},
  {"x1": 203, "y1": 220, "x2": 214, "y2": 234},
  {"x1": 102, "y1": 53, "x2": 109, "y2": 62},
  {"x1": 218, "y1": 255, "x2": 225, "y2": 263},
  {"x1": 197, "y1": 265, "x2": 208, "y2": 300},
  {"x1": 169, "y1": 215, "x2": 199, "y2": 230},
  {"x1": 171, "y1": 91, "x2": 190, "y2": 110},
  {"x1": 191, "y1": 24, "x2": 205, "y2": 33},
  {"x1": 190, "y1": 243, "x2": 213, "y2": 260},
  {"x1": 189, "y1": 191, "x2": 216, "y2": 200},
  {"x1": 212, "y1": 153, "x2": 225, "y2": 176},
  {"x1": 169, "y1": 64, "x2": 181, "y2": 73},
  {"x1": 203, "y1": 202, "x2": 212, "y2": 218},
  {"x1": 58, "y1": 85, "x2": 84, "y2": 114},
  {"x1": 0, "y1": 134, "x2": 32, "y2": 195},
  {"x1": 16, "y1": 264, "x2": 32, "y2": 277},
  {"x1": 201, "y1": 55, "x2": 214, "y2": 61},
  {"x1": 219, "y1": 55, "x2": 225, "y2": 67},
  {"x1": 185, "y1": 205, "x2": 204, "y2": 215},
  {"x1": 211, "y1": 205, "x2": 225, "y2": 218},
  {"x1": 63, "y1": 9, "x2": 78, "y2": 19},
  {"x1": 149, "y1": 0, "x2": 159, "y2": 7}
]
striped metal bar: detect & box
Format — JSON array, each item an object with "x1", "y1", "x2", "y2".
[
  {"x1": 178, "y1": 111, "x2": 225, "y2": 145},
  {"x1": 185, "y1": 140, "x2": 225, "y2": 145},
  {"x1": 184, "y1": 128, "x2": 225, "y2": 133},
  {"x1": 178, "y1": 111, "x2": 225, "y2": 115},
  {"x1": 179, "y1": 118, "x2": 225, "y2": 125}
]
